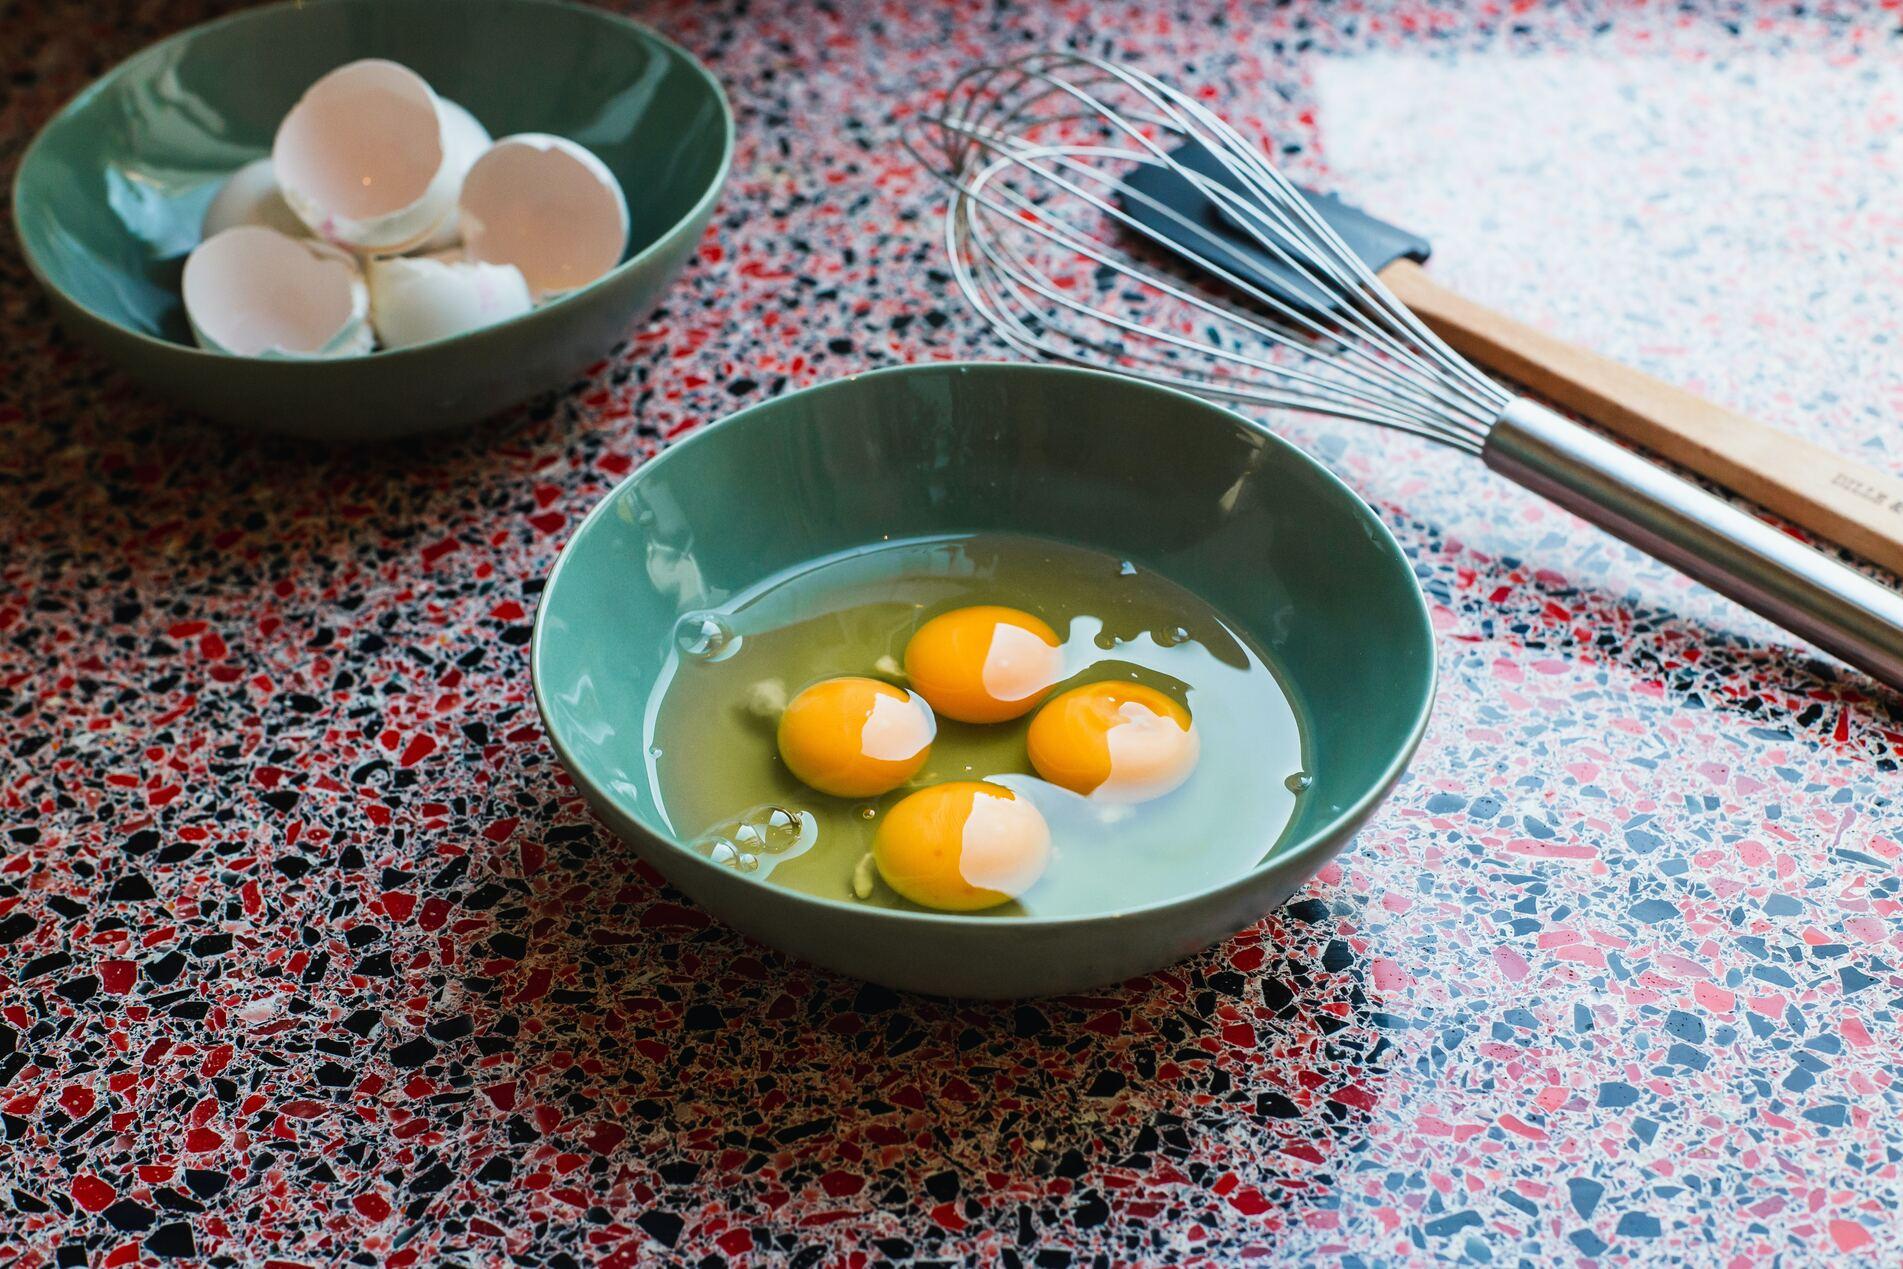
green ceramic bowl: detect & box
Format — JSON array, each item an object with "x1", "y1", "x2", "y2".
[
  {"x1": 12, "y1": 0, "x2": 731, "y2": 441},
  {"x1": 533, "y1": 363, "x2": 1435, "y2": 998}
]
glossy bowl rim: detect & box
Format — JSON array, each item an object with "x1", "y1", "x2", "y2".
[
  {"x1": 10, "y1": 0, "x2": 735, "y2": 364},
  {"x1": 531, "y1": 361, "x2": 1437, "y2": 931}
]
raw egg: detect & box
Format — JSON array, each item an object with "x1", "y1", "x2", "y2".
[
  {"x1": 777, "y1": 676, "x2": 935, "y2": 798},
  {"x1": 903, "y1": 605, "x2": 1065, "y2": 723},
  {"x1": 1027, "y1": 681, "x2": 1199, "y2": 802},
  {"x1": 873, "y1": 781, "x2": 1051, "y2": 912}
]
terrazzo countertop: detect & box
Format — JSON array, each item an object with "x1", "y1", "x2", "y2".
[{"x1": 3, "y1": 1, "x2": 1901, "y2": 1264}]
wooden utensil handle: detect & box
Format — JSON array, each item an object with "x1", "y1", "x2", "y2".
[{"x1": 1377, "y1": 257, "x2": 1903, "y2": 578}]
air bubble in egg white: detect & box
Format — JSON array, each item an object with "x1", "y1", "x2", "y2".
[
  {"x1": 743, "y1": 806, "x2": 807, "y2": 855},
  {"x1": 735, "y1": 853, "x2": 760, "y2": 873},
  {"x1": 1285, "y1": 771, "x2": 1312, "y2": 793},
  {"x1": 697, "y1": 835, "x2": 739, "y2": 866},
  {"x1": 675, "y1": 612, "x2": 739, "y2": 662}
]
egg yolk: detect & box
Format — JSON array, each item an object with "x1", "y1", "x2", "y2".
[
  {"x1": 873, "y1": 782, "x2": 1052, "y2": 912},
  {"x1": 777, "y1": 677, "x2": 935, "y2": 798},
  {"x1": 1026, "y1": 681, "x2": 1199, "y2": 801},
  {"x1": 903, "y1": 605, "x2": 1066, "y2": 723}
]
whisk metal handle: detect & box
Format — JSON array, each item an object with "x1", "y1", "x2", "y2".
[{"x1": 1483, "y1": 398, "x2": 1903, "y2": 692}]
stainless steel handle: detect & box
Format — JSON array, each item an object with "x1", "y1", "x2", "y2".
[{"x1": 1483, "y1": 397, "x2": 1903, "y2": 692}]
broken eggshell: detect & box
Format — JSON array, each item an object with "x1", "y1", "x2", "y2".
[
  {"x1": 201, "y1": 157, "x2": 307, "y2": 239},
  {"x1": 458, "y1": 133, "x2": 629, "y2": 300},
  {"x1": 271, "y1": 59, "x2": 456, "y2": 254},
  {"x1": 182, "y1": 225, "x2": 373, "y2": 358},
  {"x1": 367, "y1": 251, "x2": 533, "y2": 350},
  {"x1": 415, "y1": 100, "x2": 492, "y2": 254}
]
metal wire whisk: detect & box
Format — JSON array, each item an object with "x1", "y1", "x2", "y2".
[{"x1": 905, "y1": 51, "x2": 1903, "y2": 691}]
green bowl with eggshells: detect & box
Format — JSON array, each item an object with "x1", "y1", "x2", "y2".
[
  {"x1": 11, "y1": 0, "x2": 731, "y2": 441},
  {"x1": 532, "y1": 363, "x2": 1436, "y2": 998}
]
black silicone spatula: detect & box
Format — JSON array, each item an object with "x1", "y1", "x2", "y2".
[
  {"x1": 1119, "y1": 139, "x2": 1432, "y2": 316},
  {"x1": 1119, "y1": 142, "x2": 1903, "y2": 577}
]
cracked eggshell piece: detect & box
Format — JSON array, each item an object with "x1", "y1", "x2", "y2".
[
  {"x1": 271, "y1": 59, "x2": 456, "y2": 254},
  {"x1": 458, "y1": 133, "x2": 629, "y2": 300},
  {"x1": 415, "y1": 100, "x2": 492, "y2": 254},
  {"x1": 201, "y1": 158, "x2": 307, "y2": 239},
  {"x1": 182, "y1": 225, "x2": 373, "y2": 358},
  {"x1": 367, "y1": 251, "x2": 533, "y2": 350}
]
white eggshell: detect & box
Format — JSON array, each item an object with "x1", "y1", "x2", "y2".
[
  {"x1": 458, "y1": 133, "x2": 629, "y2": 299},
  {"x1": 202, "y1": 158, "x2": 307, "y2": 239},
  {"x1": 182, "y1": 225, "x2": 373, "y2": 358},
  {"x1": 415, "y1": 100, "x2": 492, "y2": 253},
  {"x1": 272, "y1": 59, "x2": 456, "y2": 254},
  {"x1": 367, "y1": 252, "x2": 533, "y2": 349}
]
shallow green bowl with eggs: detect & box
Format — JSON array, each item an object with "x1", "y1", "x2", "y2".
[
  {"x1": 12, "y1": 0, "x2": 731, "y2": 440},
  {"x1": 532, "y1": 362, "x2": 1435, "y2": 998}
]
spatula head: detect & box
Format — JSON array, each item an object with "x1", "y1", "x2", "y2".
[{"x1": 1117, "y1": 141, "x2": 1431, "y2": 315}]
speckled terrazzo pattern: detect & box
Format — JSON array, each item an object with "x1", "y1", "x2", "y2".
[{"x1": 3, "y1": 1, "x2": 1902, "y2": 1264}]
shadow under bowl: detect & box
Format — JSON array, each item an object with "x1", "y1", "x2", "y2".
[
  {"x1": 532, "y1": 362, "x2": 1436, "y2": 998},
  {"x1": 12, "y1": 0, "x2": 732, "y2": 441}
]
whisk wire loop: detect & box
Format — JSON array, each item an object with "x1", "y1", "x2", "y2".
[{"x1": 904, "y1": 50, "x2": 1510, "y2": 455}]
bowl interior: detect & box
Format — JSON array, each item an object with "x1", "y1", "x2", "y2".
[
  {"x1": 14, "y1": 0, "x2": 729, "y2": 345},
  {"x1": 534, "y1": 363, "x2": 1435, "y2": 912}
]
